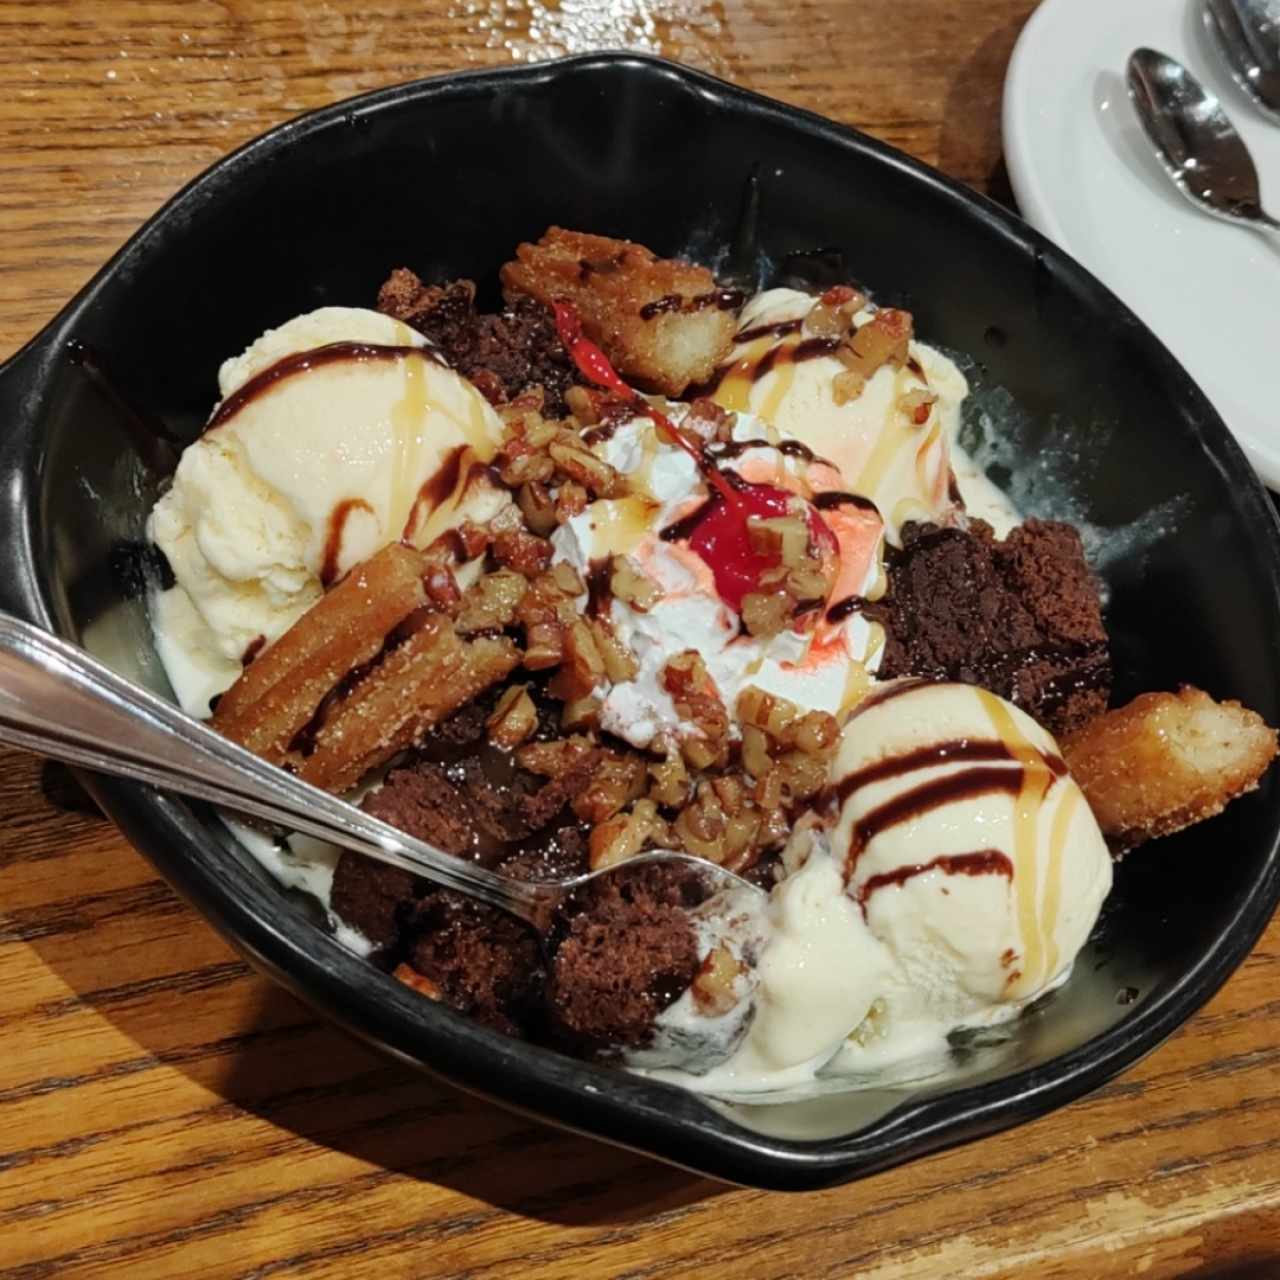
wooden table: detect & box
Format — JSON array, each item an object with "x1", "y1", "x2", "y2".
[{"x1": 2, "y1": 2, "x2": 1279, "y2": 1275}]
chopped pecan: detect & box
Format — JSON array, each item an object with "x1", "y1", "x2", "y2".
[
  {"x1": 573, "y1": 749, "x2": 648, "y2": 824},
  {"x1": 588, "y1": 798, "x2": 670, "y2": 871},
  {"x1": 548, "y1": 620, "x2": 606, "y2": 701},
  {"x1": 456, "y1": 568, "x2": 528, "y2": 634},
  {"x1": 486, "y1": 683, "x2": 538, "y2": 749},
  {"x1": 492, "y1": 528, "x2": 554, "y2": 576},
  {"x1": 691, "y1": 945, "x2": 743, "y2": 1016}
]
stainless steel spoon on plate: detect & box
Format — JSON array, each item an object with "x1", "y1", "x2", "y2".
[
  {"x1": 0, "y1": 612, "x2": 759, "y2": 931},
  {"x1": 1204, "y1": 0, "x2": 1280, "y2": 123},
  {"x1": 1126, "y1": 47, "x2": 1280, "y2": 231}
]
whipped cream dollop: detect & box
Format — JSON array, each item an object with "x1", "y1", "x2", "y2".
[{"x1": 550, "y1": 410, "x2": 885, "y2": 750}]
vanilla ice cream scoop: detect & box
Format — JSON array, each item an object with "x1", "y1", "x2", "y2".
[
  {"x1": 829, "y1": 680, "x2": 1112, "y2": 1035},
  {"x1": 642, "y1": 680, "x2": 1111, "y2": 1094},
  {"x1": 707, "y1": 288, "x2": 971, "y2": 539},
  {"x1": 148, "y1": 306, "x2": 509, "y2": 714}
]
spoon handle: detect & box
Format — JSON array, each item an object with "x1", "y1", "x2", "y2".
[{"x1": 0, "y1": 613, "x2": 545, "y2": 921}]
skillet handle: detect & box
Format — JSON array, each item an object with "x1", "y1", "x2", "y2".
[{"x1": 0, "y1": 342, "x2": 46, "y2": 620}]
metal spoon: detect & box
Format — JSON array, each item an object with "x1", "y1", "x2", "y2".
[
  {"x1": 1204, "y1": 0, "x2": 1280, "y2": 124},
  {"x1": 0, "y1": 613, "x2": 759, "y2": 932},
  {"x1": 1126, "y1": 47, "x2": 1280, "y2": 231}
]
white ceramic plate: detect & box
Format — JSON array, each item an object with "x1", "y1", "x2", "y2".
[{"x1": 1004, "y1": 0, "x2": 1280, "y2": 487}]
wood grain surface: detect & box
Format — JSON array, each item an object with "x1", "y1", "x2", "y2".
[{"x1": 2, "y1": 2, "x2": 1279, "y2": 1276}]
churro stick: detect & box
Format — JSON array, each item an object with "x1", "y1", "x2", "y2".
[
  {"x1": 212, "y1": 543, "x2": 428, "y2": 754},
  {"x1": 290, "y1": 615, "x2": 519, "y2": 793},
  {"x1": 1062, "y1": 686, "x2": 1278, "y2": 852},
  {"x1": 500, "y1": 227, "x2": 738, "y2": 396}
]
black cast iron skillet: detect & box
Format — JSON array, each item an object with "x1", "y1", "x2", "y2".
[{"x1": 1, "y1": 53, "x2": 1277, "y2": 1191}]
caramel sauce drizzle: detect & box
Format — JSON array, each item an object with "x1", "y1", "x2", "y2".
[
  {"x1": 974, "y1": 688, "x2": 1063, "y2": 997},
  {"x1": 388, "y1": 346, "x2": 430, "y2": 538},
  {"x1": 1040, "y1": 784, "x2": 1081, "y2": 984}
]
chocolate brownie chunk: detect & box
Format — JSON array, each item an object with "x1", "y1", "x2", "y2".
[
  {"x1": 330, "y1": 854, "x2": 418, "y2": 950},
  {"x1": 357, "y1": 746, "x2": 586, "y2": 863},
  {"x1": 546, "y1": 863, "x2": 707, "y2": 1053},
  {"x1": 494, "y1": 825, "x2": 589, "y2": 884},
  {"x1": 377, "y1": 270, "x2": 581, "y2": 416},
  {"x1": 401, "y1": 891, "x2": 544, "y2": 1037},
  {"x1": 363, "y1": 762, "x2": 480, "y2": 858},
  {"x1": 875, "y1": 518, "x2": 1110, "y2": 736},
  {"x1": 414, "y1": 694, "x2": 493, "y2": 756}
]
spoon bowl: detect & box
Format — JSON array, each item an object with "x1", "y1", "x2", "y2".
[
  {"x1": 1126, "y1": 46, "x2": 1280, "y2": 230},
  {"x1": 1204, "y1": 0, "x2": 1280, "y2": 123}
]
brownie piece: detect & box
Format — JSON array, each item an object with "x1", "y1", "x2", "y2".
[
  {"x1": 874, "y1": 518, "x2": 1110, "y2": 736},
  {"x1": 494, "y1": 825, "x2": 590, "y2": 884},
  {"x1": 363, "y1": 761, "x2": 480, "y2": 858},
  {"x1": 377, "y1": 270, "x2": 581, "y2": 416},
  {"x1": 401, "y1": 891, "x2": 545, "y2": 1037},
  {"x1": 546, "y1": 864, "x2": 707, "y2": 1053},
  {"x1": 414, "y1": 694, "x2": 493, "y2": 756},
  {"x1": 330, "y1": 854, "x2": 417, "y2": 950},
  {"x1": 331, "y1": 748, "x2": 591, "y2": 1026},
  {"x1": 357, "y1": 743, "x2": 590, "y2": 857}
]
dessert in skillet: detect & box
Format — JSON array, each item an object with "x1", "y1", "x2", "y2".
[{"x1": 145, "y1": 227, "x2": 1277, "y2": 1093}]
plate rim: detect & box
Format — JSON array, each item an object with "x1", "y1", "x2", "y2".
[{"x1": 1001, "y1": 0, "x2": 1280, "y2": 488}]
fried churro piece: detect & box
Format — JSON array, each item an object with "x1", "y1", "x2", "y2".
[
  {"x1": 1061, "y1": 686, "x2": 1278, "y2": 852},
  {"x1": 500, "y1": 227, "x2": 739, "y2": 396},
  {"x1": 212, "y1": 541, "x2": 520, "y2": 794},
  {"x1": 292, "y1": 615, "x2": 519, "y2": 793},
  {"x1": 212, "y1": 543, "x2": 430, "y2": 755}
]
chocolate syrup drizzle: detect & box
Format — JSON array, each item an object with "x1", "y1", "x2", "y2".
[
  {"x1": 733, "y1": 318, "x2": 802, "y2": 344},
  {"x1": 842, "y1": 767, "x2": 1026, "y2": 880},
  {"x1": 856, "y1": 850, "x2": 1013, "y2": 914},
  {"x1": 586, "y1": 558, "x2": 613, "y2": 618},
  {"x1": 824, "y1": 729, "x2": 1068, "y2": 882},
  {"x1": 205, "y1": 341, "x2": 438, "y2": 432},
  {"x1": 580, "y1": 422, "x2": 618, "y2": 447},
  {"x1": 825, "y1": 595, "x2": 869, "y2": 624},
  {"x1": 639, "y1": 288, "x2": 745, "y2": 320},
  {"x1": 827, "y1": 739, "x2": 1014, "y2": 812},
  {"x1": 401, "y1": 446, "x2": 478, "y2": 545},
  {"x1": 706, "y1": 437, "x2": 831, "y2": 468},
  {"x1": 320, "y1": 498, "x2": 374, "y2": 588},
  {"x1": 240, "y1": 635, "x2": 266, "y2": 666},
  {"x1": 813, "y1": 490, "x2": 879, "y2": 515},
  {"x1": 690, "y1": 326, "x2": 840, "y2": 398}
]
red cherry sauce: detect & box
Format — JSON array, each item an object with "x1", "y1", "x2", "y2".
[
  {"x1": 553, "y1": 302, "x2": 837, "y2": 613},
  {"x1": 687, "y1": 482, "x2": 838, "y2": 612}
]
